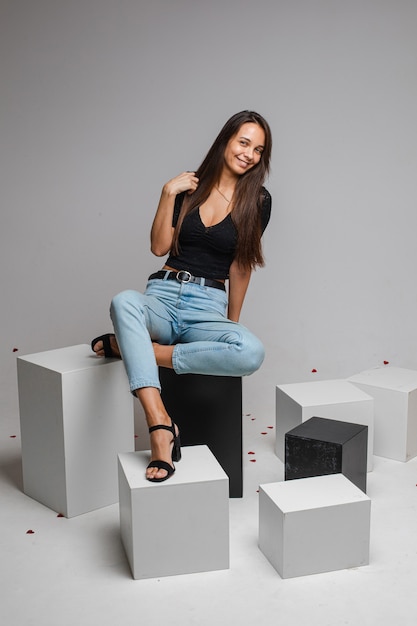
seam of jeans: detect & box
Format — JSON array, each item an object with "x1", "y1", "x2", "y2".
[{"x1": 129, "y1": 379, "x2": 161, "y2": 392}]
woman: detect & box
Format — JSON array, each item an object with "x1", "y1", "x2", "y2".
[{"x1": 92, "y1": 110, "x2": 272, "y2": 482}]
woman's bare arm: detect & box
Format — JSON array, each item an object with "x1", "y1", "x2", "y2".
[
  {"x1": 227, "y1": 260, "x2": 252, "y2": 322},
  {"x1": 150, "y1": 172, "x2": 199, "y2": 256}
]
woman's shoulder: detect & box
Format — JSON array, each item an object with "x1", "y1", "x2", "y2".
[
  {"x1": 260, "y1": 186, "x2": 271, "y2": 204},
  {"x1": 174, "y1": 191, "x2": 187, "y2": 209},
  {"x1": 260, "y1": 186, "x2": 271, "y2": 214},
  {"x1": 172, "y1": 191, "x2": 187, "y2": 225},
  {"x1": 259, "y1": 186, "x2": 271, "y2": 232}
]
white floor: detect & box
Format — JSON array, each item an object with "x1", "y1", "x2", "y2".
[{"x1": 2, "y1": 400, "x2": 417, "y2": 626}]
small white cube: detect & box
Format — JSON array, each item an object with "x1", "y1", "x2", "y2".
[
  {"x1": 275, "y1": 380, "x2": 374, "y2": 470},
  {"x1": 118, "y1": 445, "x2": 229, "y2": 579},
  {"x1": 17, "y1": 344, "x2": 134, "y2": 517},
  {"x1": 259, "y1": 474, "x2": 371, "y2": 578},
  {"x1": 349, "y1": 366, "x2": 417, "y2": 462}
]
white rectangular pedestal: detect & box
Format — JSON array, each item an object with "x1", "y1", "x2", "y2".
[
  {"x1": 259, "y1": 474, "x2": 371, "y2": 579},
  {"x1": 275, "y1": 380, "x2": 374, "y2": 470},
  {"x1": 349, "y1": 366, "x2": 417, "y2": 462},
  {"x1": 17, "y1": 344, "x2": 134, "y2": 517},
  {"x1": 118, "y1": 445, "x2": 229, "y2": 579}
]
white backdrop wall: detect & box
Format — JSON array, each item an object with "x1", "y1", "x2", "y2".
[{"x1": 1, "y1": 0, "x2": 417, "y2": 426}]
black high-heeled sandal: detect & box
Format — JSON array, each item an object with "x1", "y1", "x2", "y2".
[
  {"x1": 146, "y1": 421, "x2": 181, "y2": 483},
  {"x1": 91, "y1": 333, "x2": 117, "y2": 358}
]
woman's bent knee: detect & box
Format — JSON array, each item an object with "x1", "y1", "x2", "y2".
[
  {"x1": 110, "y1": 290, "x2": 140, "y2": 317},
  {"x1": 239, "y1": 335, "x2": 265, "y2": 376}
]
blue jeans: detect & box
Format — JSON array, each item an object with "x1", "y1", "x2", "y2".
[{"x1": 110, "y1": 277, "x2": 265, "y2": 392}]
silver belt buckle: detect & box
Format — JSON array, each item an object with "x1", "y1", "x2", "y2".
[{"x1": 176, "y1": 270, "x2": 192, "y2": 283}]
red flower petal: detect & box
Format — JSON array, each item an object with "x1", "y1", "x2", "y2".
[
  {"x1": 57, "y1": 513, "x2": 64, "y2": 518},
  {"x1": 311, "y1": 368, "x2": 317, "y2": 373},
  {"x1": 383, "y1": 360, "x2": 389, "y2": 365},
  {"x1": 26, "y1": 530, "x2": 35, "y2": 534},
  {"x1": 248, "y1": 451, "x2": 255, "y2": 455},
  {"x1": 267, "y1": 426, "x2": 274, "y2": 429},
  {"x1": 10, "y1": 435, "x2": 17, "y2": 438},
  {"x1": 13, "y1": 348, "x2": 18, "y2": 353},
  {"x1": 250, "y1": 459, "x2": 257, "y2": 463},
  {"x1": 261, "y1": 432, "x2": 267, "y2": 435}
]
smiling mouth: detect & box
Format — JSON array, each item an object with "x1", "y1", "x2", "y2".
[{"x1": 236, "y1": 157, "x2": 250, "y2": 168}]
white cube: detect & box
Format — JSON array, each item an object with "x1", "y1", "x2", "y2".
[
  {"x1": 259, "y1": 474, "x2": 371, "y2": 578},
  {"x1": 118, "y1": 445, "x2": 229, "y2": 579},
  {"x1": 275, "y1": 380, "x2": 374, "y2": 471},
  {"x1": 349, "y1": 366, "x2": 417, "y2": 462},
  {"x1": 17, "y1": 344, "x2": 134, "y2": 517}
]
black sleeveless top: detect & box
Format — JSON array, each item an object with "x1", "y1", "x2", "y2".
[{"x1": 165, "y1": 188, "x2": 271, "y2": 280}]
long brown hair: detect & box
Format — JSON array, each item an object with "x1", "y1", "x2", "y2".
[{"x1": 171, "y1": 110, "x2": 272, "y2": 270}]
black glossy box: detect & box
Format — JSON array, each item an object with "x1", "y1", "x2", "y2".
[{"x1": 285, "y1": 416, "x2": 368, "y2": 492}]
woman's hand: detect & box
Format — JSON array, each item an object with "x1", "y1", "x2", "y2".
[{"x1": 163, "y1": 171, "x2": 199, "y2": 197}]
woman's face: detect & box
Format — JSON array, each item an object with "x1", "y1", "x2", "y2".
[{"x1": 223, "y1": 122, "x2": 265, "y2": 177}]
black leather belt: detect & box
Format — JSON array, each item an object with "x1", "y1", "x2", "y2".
[{"x1": 149, "y1": 270, "x2": 226, "y2": 291}]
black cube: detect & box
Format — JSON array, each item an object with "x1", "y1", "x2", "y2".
[
  {"x1": 159, "y1": 368, "x2": 243, "y2": 497},
  {"x1": 285, "y1": 416, "x2": 368, "y2": 492}
]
